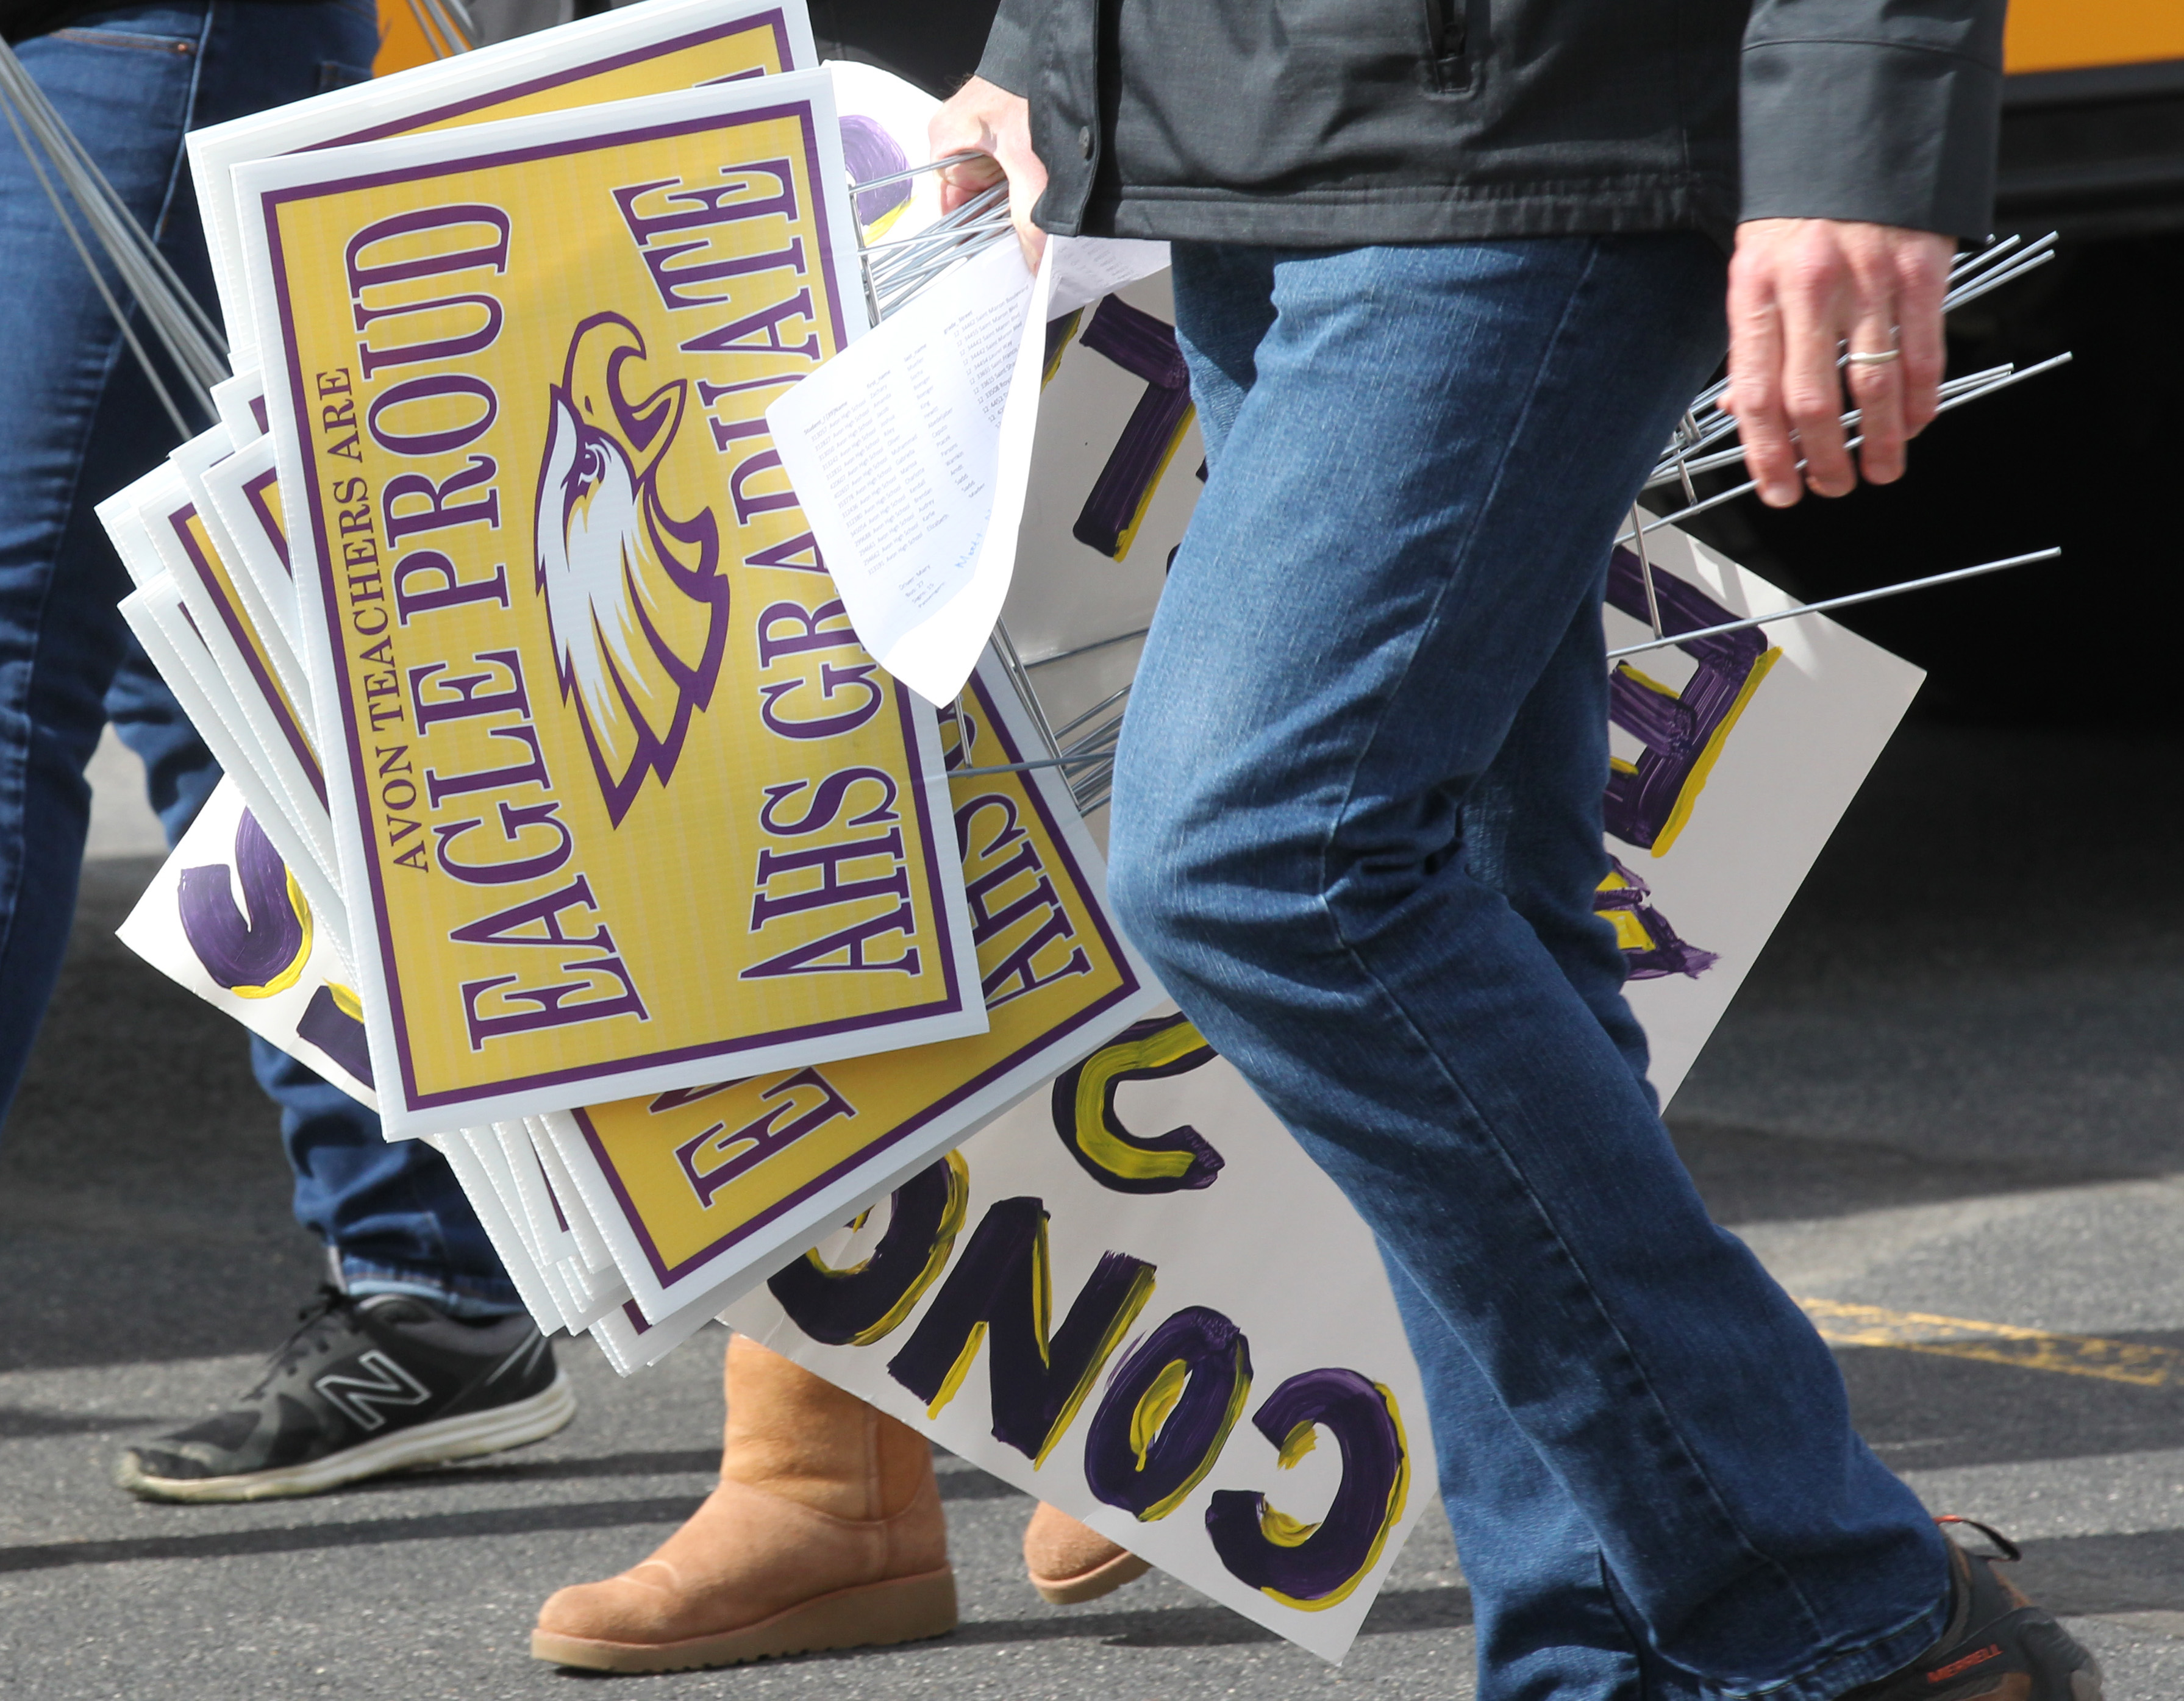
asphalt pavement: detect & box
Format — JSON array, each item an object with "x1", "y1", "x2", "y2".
[{"x1": 4, "y1": 718, "x2": 2183, "y2": 1699}]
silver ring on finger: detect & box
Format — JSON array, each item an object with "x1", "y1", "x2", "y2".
[{"x1": 1845, "y1": 348, "x2": 1902, "y2": 365}]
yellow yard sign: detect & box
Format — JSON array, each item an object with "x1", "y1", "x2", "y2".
[
  {"x1": 239, "y1": 77, "x2": 983, "y2": 1135},
  {"x1": 545, "y1": 659, "x2": 1163, "y2": 1323},
  {"x1": 166, "y1": 502, "x2": 323, "y2": 791},
  {"x1": 192, "y1": 0, "x2": 815, "y2": 392},
  {"x1": 356, "y1": 10, "x2": 802, "y2": 141}
]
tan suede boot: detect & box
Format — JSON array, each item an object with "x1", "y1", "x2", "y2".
[
  {"x1": 532, "y1": 1336, "x2": 955, "y2": 1672},
  {"x1": 1023, "y1": 1502, "x2": 1152, "y2": 1604}
]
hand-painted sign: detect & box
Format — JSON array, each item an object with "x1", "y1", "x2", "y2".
[
  {"x1": 117, "y1": 779, "x2": 377, "y2": 1105},
  {"x1": 724, "y1": 1023, "x2": 1439, "y2": 1664}
]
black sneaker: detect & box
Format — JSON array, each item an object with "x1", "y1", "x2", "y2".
[
  {"x1": 1845, "y1": 1518, "x2": 2102, "y2": 1701},
  {"x1": 116, "y1": 1287, "x2": 574, "y2": 1502}
]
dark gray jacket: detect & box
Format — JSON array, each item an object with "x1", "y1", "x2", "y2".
[{"x1": 976, "y1": 0, "x2": 2007, "y2": 246}]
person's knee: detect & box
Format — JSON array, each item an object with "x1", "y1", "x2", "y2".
[
  {"x1": 1106, "y1": 764, "x2": 1316, "y2": 992},
  {"x1": 1104, "y1": 785, "x2": 1191, "y2": 977}
]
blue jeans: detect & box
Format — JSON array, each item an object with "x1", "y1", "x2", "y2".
[
  {"x1": 0, "y1": 0, "x2": 516, "y2": 1313},
  {"x1": 1110, "y1": 240, "x2": 1949, "y2": 1701}
]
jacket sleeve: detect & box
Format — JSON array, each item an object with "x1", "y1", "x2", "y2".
[
  {"x1": 974, "y1": 0, "x2": 1036, "y2": 95},
  {"x1": 1740, "y1": 0, "x2": 2007, "y2": 238}
]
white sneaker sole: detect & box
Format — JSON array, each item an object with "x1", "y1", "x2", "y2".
[{"x1": 118, "y1": 1369, "x2": 577, "y2": 1503}]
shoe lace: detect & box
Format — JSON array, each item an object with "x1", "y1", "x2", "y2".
[
  {"x1": 245, "y1": 1285, "x2": 365, "y2": 1397},
  {"x1": 1936, "y1": 1514, "x2": 2022, "y2": 1563}
]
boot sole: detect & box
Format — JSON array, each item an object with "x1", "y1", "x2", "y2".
[
  {"x1": 530, "y1": 1567, "x2": 959, "y2": 1673},
  {"x1": 1030, "y1": 1549, "x2": 1152, "y2": 1605},
  {"x1": 116, "y1": 1371, "x2": 576, "y2": 1503}
]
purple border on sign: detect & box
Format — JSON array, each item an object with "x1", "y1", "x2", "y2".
[
  {"x1": 576, "y1": 669, "x2": 1146, "y2": 1291},
  {"x1": 308, "y1": 13, "x2": 795, "y2": 150},
  {"x1": 166, "y1": 501, "x2": 327, "y2": 808},
  {"x1": 266, "y1": 99, "x2": 940, "y2": 1115},
  {"x1": 240, "y1": 466, "x2": 291, "y2": 576}
]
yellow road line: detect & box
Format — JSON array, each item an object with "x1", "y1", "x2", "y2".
[{"x1": 1795, "y1": 1298, "x2": 2177, "y2": 1388}]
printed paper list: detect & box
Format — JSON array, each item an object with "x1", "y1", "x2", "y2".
[{"x1": 769, "y1": 240, "x2": 1034, "y2": 663}]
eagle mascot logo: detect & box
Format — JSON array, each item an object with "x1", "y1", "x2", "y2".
[{"x1": 534, "y1": 313, "x2": 728, "y2": 826}]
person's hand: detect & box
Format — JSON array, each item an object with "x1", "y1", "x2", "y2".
[
  {"x1": 1723, "y1": 218, "x2": 1954, "y2": 506},
  {"x1": 929, "y1": 76, "x2": 1047, "y2": 269}
]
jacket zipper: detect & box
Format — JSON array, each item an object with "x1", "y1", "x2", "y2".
[{"x1": 1426, "y1": 0, "x2": 1468, "y2": 91}]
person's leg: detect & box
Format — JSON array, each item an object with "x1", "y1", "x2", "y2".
[
  {"x1": 0, "y1": 0, "x2": 373, "y2": 1133},
  {"x1": 0, "y1": 4, "x2": 213, "y2": 1129},
  {"x1": 26, "y1": 0, "x2": 579, "y2": 1498},
  {"x1": 1166, "y1": 244, "x2": 1683, "y2": 1699},
  {"x1": 1110, "y1": 236, "x2": 1947, "y2": 1701},
  {"x1": 48, "y1": 0, "x2": 513, "y2": 1310},
  {"x1": 107, "y1": 610, "x2": 523, "y2": 1311},
  {"x1": 1171, "y1": 241, "x2": 1650, "y2": 1091},
  {"x1": 1383, "y1": 1252, "x2": 1700, "y2": 1701},
  {"x1": 249, "y1": 1036, "x2": 523, "y2": 1313}
]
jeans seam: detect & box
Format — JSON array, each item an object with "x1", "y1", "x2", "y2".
[
  {"x1": 1304, "y1": 240, "x2": 1833, "y2": 1659},
  {"x1": 156, "y1": 3, "x2": 215, "y2": 246},
  {"x1": 49, "y1": 27, "x2": 195, "y2": 50}
]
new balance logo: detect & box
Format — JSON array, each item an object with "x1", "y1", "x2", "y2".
[{"x1": 316, "y1": 1350, "x2": 432, "y2": 1431}]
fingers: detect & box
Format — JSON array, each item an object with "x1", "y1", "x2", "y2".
[
  {"x1": 1892, "y1": 232, "x2": 1952, "y2": 440},
  {"x1": 1007, "y1": 179, "x2": 1048, "y2": 269},
  {"x1": 929, "y1": 78, "x2": 1005, "y2": 214},
  {"x1": 1843, "y1": 299, "x2": 1907, "y2": 487},
  {"x1": 1727, "y1": 219, "x2": 1957, "y2": 504},
  {"x1": 936, "y1": 151, "x2": 1003, "y2": 216},
  {"x1": 1724, "y1": 222, "x2": 1802, "y2": 507},
  {"x1": 1775, "y1": 227, "x2": 1857, "y2": 499},
  {"x1": 927, "y1": 76, "x2": 1046, "y2": 265}
]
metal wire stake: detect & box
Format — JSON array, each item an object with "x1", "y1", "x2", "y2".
[
  {"x1": 0, "y1": 93, "x2": 200, "y2": 438},
  {"x1": 952, "y1": 751, "x2": 1117, "y2": 777},
  {"x1": 850, "y1": 154, "x2": 1019, "y2": 323},
  {"x1": 1618, "y1": 353, "x2": 2074, "y2": 549},
  {"x1": 0, "y1": 42, "x2": 227, "y2": 396},
  {"x1": 989, "y1": 618, "x2": 1062, "y2": 760},
  {"x1": 1650, "y1": 363, "x2": 2019, "y2": 490},
  {"x1": 1629, "y1": 505, "x2": 1665, "y2": 639},
  {"x1": 1049, "y1": 682, "x2": 1132, "y2": 743},
  {"x1": 1024, "y1": 626, "x2": 1151, "y2": 670},
  {"x1": 1606, "y1": 548, "x2": 2060, "y2": 659}
]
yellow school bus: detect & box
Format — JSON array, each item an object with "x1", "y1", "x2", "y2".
[{"x1": 2000, "y1": 0, "x2": 2184, "y2": 235}]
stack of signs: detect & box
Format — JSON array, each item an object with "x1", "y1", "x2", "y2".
[
  {"x1": 96, "y1": 10, "x2": 1185, "y2": 1342},
  {"x1": 95, "y1": 0, "x2": 1924, "y2": 1661}
]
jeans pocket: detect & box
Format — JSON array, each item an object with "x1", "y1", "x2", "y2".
[
  {"x1": 48, "y1": 2, "x2": 205, "y2": 49},
  {"x1": 51, "y1": 24, "x2": 197, "y2": 52},
  {"x1": 318, "y1": 58, "x2": 372, "y2": 92}
]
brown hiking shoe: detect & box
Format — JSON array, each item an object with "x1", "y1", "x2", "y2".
[{"x1": 1843, "y1": 1519, "x2": 2101, "y2": 1701}]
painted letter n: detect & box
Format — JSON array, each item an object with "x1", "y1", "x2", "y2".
[
  {"x1": 887, "y1": 1197, "x2": 1155, "y2": 1465},
  {"x1": 1602, "y1": 547, "x2": 1779, "y2": 856}
]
